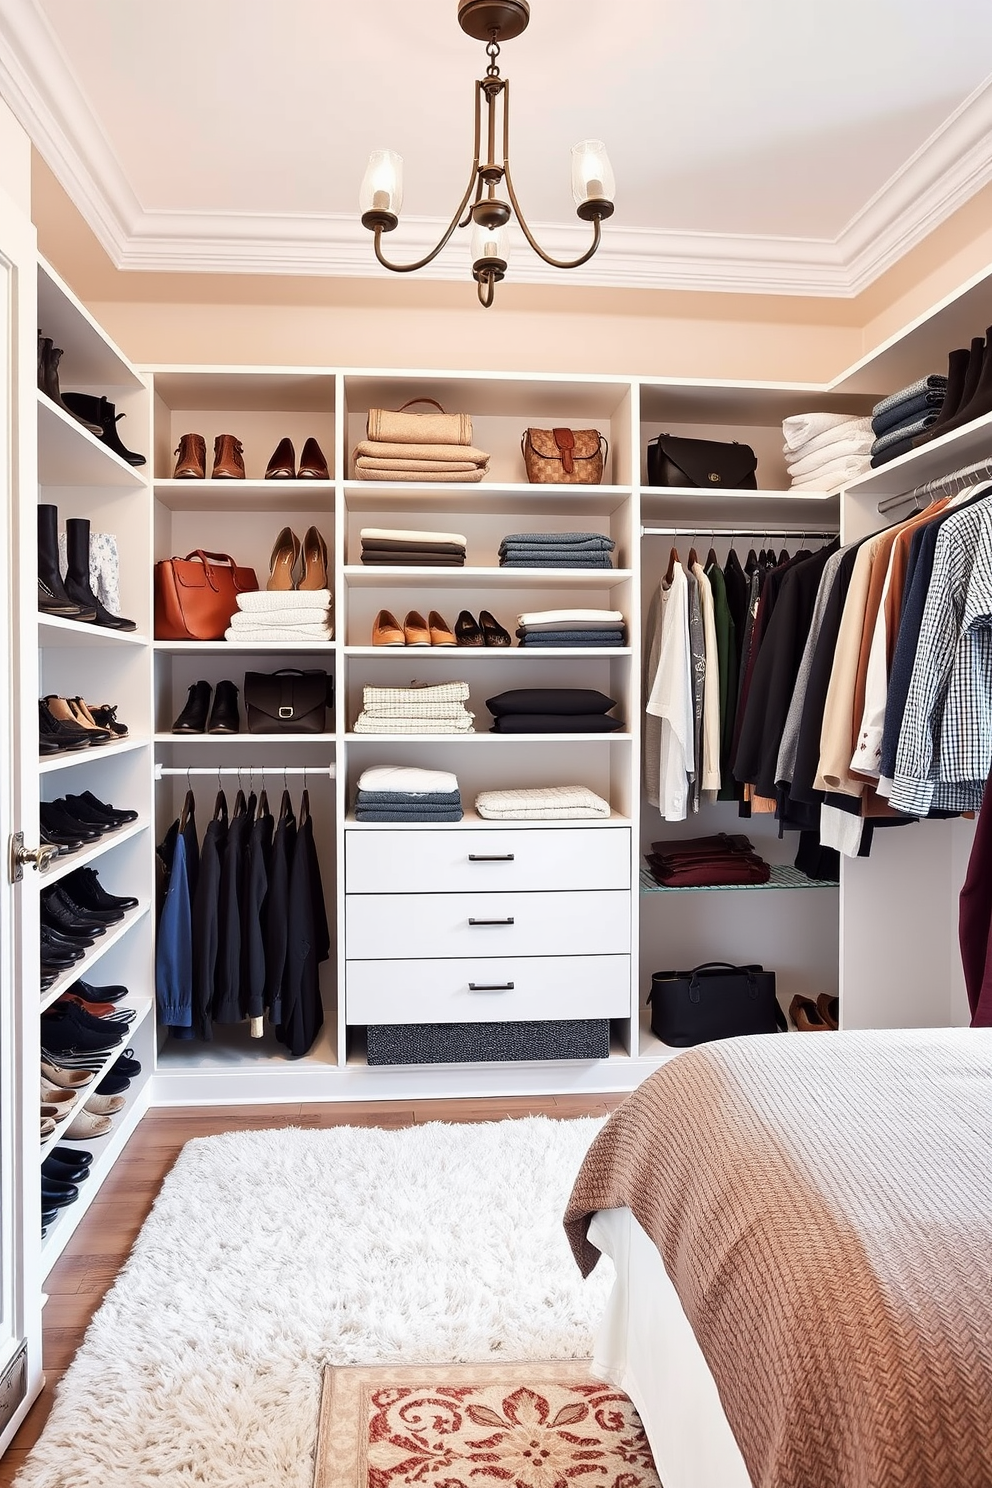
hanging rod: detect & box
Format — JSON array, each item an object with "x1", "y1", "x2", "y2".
[
  {"x1": 640, "y1": 525, "x2": 837, "y2": 539},
  {"x1": 877, "y1": 458, "x2": 992, "y2": 516},
  {"x1": 154, "y1": 764, "x2": 335, "y2": 781}
]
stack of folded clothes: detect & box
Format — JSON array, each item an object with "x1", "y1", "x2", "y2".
[
  {"x1": 475, "y1": 785, "x2": 611, "y2": 819},
  {"x1": 644, "y1": 833, "x2": 771, "y2": 887},
  {"x1": 354, "y1": 764, "x2": 463, "y2": 822},
  {"x1": 498, "y1": 532, "x2": 615, "y2": 568},
  {"x1": 868, "y1": 374, "x2": 948, "y2": 467},
  {"x1": 782, "y1": 413, "x2": 873, "y2": 490},
  {"x1": 352, "y1": 408, "x2": 489, "y2": 482},
  {"x1": 486, "y1": 688, "x2": 624, "y2": 734},
  {"x1": 352, "y1": 680, "x2": 475, "y2": 733},
  {"x1": 515, "y1": 608, "x2": 626, "y2": 647},
  {"x1": 225, "y1": 589, "x2": 332, "y2": 643},
  {"x1": 359, "y1": 528, "x2": 467, "y2": 566}
]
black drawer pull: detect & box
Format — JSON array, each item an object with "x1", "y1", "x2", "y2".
[
  {"x1": 468, "y1": 853, "x2": 515, "y2": 862},
  {"x1": 468, "y1": 916, "x2": 515, "y2": 926},
  {"x1": 469, "y1": 981, "x2": 515, "y2": 991}
]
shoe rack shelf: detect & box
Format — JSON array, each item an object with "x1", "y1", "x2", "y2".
[
  {"x1": 41, "y1": 817, "x2": 150, "y2": 887},
  {"x1": 39, "y1": 996, "x2": 155, "y2": 1163},
  {"x1": 38, "y1": 615, "x2": 149, "y2": 647},
  {"x1": 153, "y1": 478, "x2": 335, "y2": 513},
  {"x1": 152, "y1": 732, "x2": 337, "y2": 746},
  {"x1": 844, "y1": 404, "x2": 992, "y2": 499},
  {"x1": 344, "y1": 646, "x2": 633, "y2": 658},
  {"x1": 638, "y1": 865, "x2": 839, "y2": 893},
  {"x1": 342, "y1": 566, "x2": 634, "y2": 590},
  {"x1": 37, "y1": 394, "x2": 147, "y2": 488},
  {"x1": 40, "y1": 901, "x2": 152, "y2": 1014},
  {"x1": 341, "y1": 481, "x2": 633, "y2": 517},
  {"x1": 39, "y1": 738, "x2": 148, "y2": 775},
  {"x1": 154, "y1": 640, "x2": 335, "y2": 653}
]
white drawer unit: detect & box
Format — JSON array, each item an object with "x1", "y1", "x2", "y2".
[
  {"x1": 346, "y1": 890, "x2": 631, "y2": 961},
  {"x1": 345, "y1": 954, "x2": 632, "y2": 1025},
  {"x1": 345, "y1": 826, "x2": 631, "y2": 894}
]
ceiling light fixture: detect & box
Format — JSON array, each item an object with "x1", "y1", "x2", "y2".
[{"x1": 359, "y1": 0, "x2": 615, "y2": 307}]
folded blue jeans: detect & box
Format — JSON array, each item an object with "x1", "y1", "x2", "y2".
[
  {"x1": 871, "y1": 374, "x2": 947, "y2": 421},
  {"x1": 871, "y1": 388, "x2": 944, "y2": 437}
]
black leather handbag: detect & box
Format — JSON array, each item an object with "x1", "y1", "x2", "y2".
[
  {"x1": 647, "y1": 961, "x2": 785, "y2": 1046},
  {"x1": 646, "y1": 434, "x2": 758, "y2": 490},
  {"x1": 243, "y1": 669, "x2": 332, "y2": 734}
]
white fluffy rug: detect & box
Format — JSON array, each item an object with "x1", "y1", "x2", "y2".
[{"x1": 21, "y1": 1117, "x2": 613, "y2": 1488}]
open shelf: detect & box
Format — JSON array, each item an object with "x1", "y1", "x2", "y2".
[
  {"x1": 844, "y1": 407, "x2": 992, "y2": 499},
  {"x1": 639, "y1": 863, "x2": 838, "y2": 892},
  {"x1": 344, "y1": 809, "x2": 632, "y2": 829},
  {"x1": 345, "y1": 731, "x2": 633, "y2": 742},
  {"x1": 343, "y1": 481, "x2": 632, "y2": 516},
  {"x1": 40, "y1": 900, "x2": 151, "y2": 1012},
  {"x1": 40, "y1": 818, "x2": 148, "y2": 886},
  {"x1": 154, "y1": 478, "x2": 334, "y2": 512},
  {"x1": 39, "y1": 258, "x2": 144, "y2": 391},
  {"x1": 344, "y1": 566, "x2": 634, "y2": 590},
  {"x1": 154, "y1": 732, "x2": 336, "y2": 746},
  {"x1": 344, "y1": 646, "x2": 631, "y2": 659},
  {"x1": 155, "y1": 640, "x2": 335, "y2": 653},
  {"x1": 38, "y1": 616, "x2": 147, "y2": 647},
  {"x1": 40, "y1": 995, "x2": 154, "y2": 1163},
  {"x1": 37, "y1": 394, "x2": 147, "y2": 488},
  {"x1": 39, "y1": 737, "x2": 148, "y2": 775}
]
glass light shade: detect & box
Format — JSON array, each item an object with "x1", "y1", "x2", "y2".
[
  {"x1": 471, "y1": 220, "x2": 509, "y2": 265},
  {"x1": 360, "y1": 150, "x2": 404, "y2": 216},
  {"x1": 570, "y1": 139, "x2": 615, "y2": 206}
]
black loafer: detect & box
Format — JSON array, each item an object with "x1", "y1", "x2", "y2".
[
  {"x1": 454, "y1": 610, "x2": 485, "y2": 646},
  {"x1": 479, "y1": 609, "x2": 511, "y2": 646}
]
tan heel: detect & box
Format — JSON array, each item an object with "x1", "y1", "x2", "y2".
[
  {"x1": 298, "y1": 526, "x2": 328, "y2": 590},
  {"x1": 266, "y1": 527, "x2": 300, "y2": 591}
]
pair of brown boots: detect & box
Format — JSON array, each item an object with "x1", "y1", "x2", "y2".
[{"x1": 174, "y1": 433, "x2": 245, "y2": 479}]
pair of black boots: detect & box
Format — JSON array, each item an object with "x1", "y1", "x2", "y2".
[
  {"x1": 38, "y1": 505, "x2": 136, "y2": 629},
  {"x1": 172, "y1": 679, "x2": 240, "y2": 734},
  {"x1": 38, "y1": 332, "x2": 145, "y2": 466},
  {"x1": 916, "y1": 326, "x2": 992, "y2": 447}
]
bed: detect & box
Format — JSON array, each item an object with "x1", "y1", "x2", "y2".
[{"x1": 564, "y1": 1026, "x2": 992, "y2": 1488}]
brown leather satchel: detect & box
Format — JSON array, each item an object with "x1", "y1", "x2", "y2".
[
  {"x1": 154, "y1": 549, "x2": 259, "y2": 641},
  {"x1": 522, "y1": 427, "x2": 607, "y2": 484}
]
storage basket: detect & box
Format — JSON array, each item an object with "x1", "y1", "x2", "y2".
[{"x1": 365, "y1": 1019, "x2": 610, "y2": 1066}]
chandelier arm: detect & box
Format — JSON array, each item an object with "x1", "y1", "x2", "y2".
[{"x1": 503, "y1": 162, "x2": 603, "y2": 269}]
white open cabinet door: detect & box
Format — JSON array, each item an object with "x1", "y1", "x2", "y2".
[{"x1": 0, "y1": 180, "x2": 42, "y2": 1445}]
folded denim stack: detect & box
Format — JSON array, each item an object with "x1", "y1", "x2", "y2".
[
  {"x1": 225, "y1": 588, "x2": 332, "y2": 643},
  {"x1": 475, "y1": 785, "x2": 611, "y2": 820},
  {"x1": 486, "y1": 688, "x2": 624, "y2": 734},
  {"x1": 498, "y1": 532, "x2": 615, "y2": 569},
  {"x1": 515, "y1": 608, "x2": 626, "y2": 647},
  {"x1": 644, "y1": 832, "x2": 771, "y2": 887},
  {"x1": 782, "y1": 413, "x2": 873, "y2": 491},
  {"x1": 868, "y1": 374, "x2": 948, "y2": 467},
  {"x1": 360, "y1": 528, "x2": 467, "y2": 567},
  {"x1": 352, "y1": 680, "x2": 475, "y2": 734},
  {"x1": 354, "y1": 765, "x2": 463, "y2": 822}
]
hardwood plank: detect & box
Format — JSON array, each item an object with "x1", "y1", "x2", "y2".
[{"x1": 0, "y1": 1448, "x2": 31, "y2": 1485}]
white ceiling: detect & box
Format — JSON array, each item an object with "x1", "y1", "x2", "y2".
[{"x1": 3, "y1": 0, "x2": 992, "y2": 294}]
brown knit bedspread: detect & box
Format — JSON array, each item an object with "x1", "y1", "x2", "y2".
[{"x1": 564, "y1": 1027, "x2": 992, "y2": 1488}]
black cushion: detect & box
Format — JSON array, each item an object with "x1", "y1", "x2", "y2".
[
  {"x1": 490, "y1": 714, "x2": 625, "y2": 733},
  {"x1": 485, "y1": 688, "x2": 617, "y2": 717}
]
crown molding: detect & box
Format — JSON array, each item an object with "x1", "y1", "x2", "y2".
[{"x1": 2, "y1": 0, "x2": 991, "y2": 298}]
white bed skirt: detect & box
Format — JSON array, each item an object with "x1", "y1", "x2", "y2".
[{"x1": 588, "y1": 1207, "x2": 752, "y2": 1488}]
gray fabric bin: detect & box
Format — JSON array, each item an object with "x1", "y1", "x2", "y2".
[{"x1": 365, "y1": 1019, "x2": 610, "y2": 1065}]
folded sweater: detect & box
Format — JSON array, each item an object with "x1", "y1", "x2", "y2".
[
  {"x1": 475, "y1": 785, "x2": 611, "y2": 819},
  {"x1": 870, "y1": 374, "x2": 947, "y2": 421},
  {"x1": 360, "y1": 528, "x2": 468, "y2": 546},
  {"x1": 517, "y1": 609, "x2": 625, "y2": 630},
  {"x1": 235, "y1": 589, "x2": 331, "y2": 613},
  {"x1": 353, "y1": 715, "x2": 475, "y2": 734},
  {"x1": 355, "y1": 789, "x2": 462, "y2": 806},
  {"x1": 782, "y1": 411, "x2": 865, "y2": 452},
  {"x1": 357, "y1": 764, "x2": 460, "y2": 794},
  {"x1": 499, "y1": 531, "x2": 615, "y2": 549}
]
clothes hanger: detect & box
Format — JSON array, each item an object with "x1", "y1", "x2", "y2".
[
  {"x1": 179, "y1": 787, "x2": 195, "y2": 832},
  {"x1": 705, "y1": 544, "x2": 718, "y2": 570},
  {"x1": 212, "y1": 769, "x2": 228, "y2": 823},
  {"x1": 665, "y1": 545, "x2": 679, "y2": 584}
]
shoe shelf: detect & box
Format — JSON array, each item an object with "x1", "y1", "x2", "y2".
[
  {"x1": 844, "y1": 406, "x2": 992, "y2": 499},
  {"x1": 638, "y1": 864, "x2": 839, "y2": 893},
  {"x1": 39, "y1": 995, "x2": 154, "y2": 1165},
  {"x1": 343, "y1": 566, "x2": 634, "y2": 590},
  {"x1": 155, "y1": 640, "x2": 336, "y2": 653},
  {"x1": 344, "y1": 646, "x2": 632, "y2": 659},
  {"x1": 342, "y1": 481, "x2": 632, "y2": 517},
  {"x1": 39, "y1": 738, "x2": 148, "y2": 776},
  {"x1": 153, "y1": 732, "x2": 337, "y2": 746},
  {"x1": 37, "y1": 394, "x2": 147, "y2": 488},
  {"x1": 40, "y1": 900, "x2": 151, "y2": 1014},
  {"x1": 153, "y1": 478, "x2": 335, "y2": 513},
  {"x1": 343, "y1": 731, "x2": 634, "y2": 743},
  {"x1": 38, "y1": 258, "x2": 144, "y2": 392},
  {"x1": 38, "y1": 615, "x2": 149, "y2": 648},
  {"x1": 41, "y1": 818, "x2": 149, "y2": 887}
]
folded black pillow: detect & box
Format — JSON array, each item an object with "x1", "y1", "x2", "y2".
[
  {"x1": 490, "y1": 714, "x2": 624, "y2": 733},
  {"x1": 485, "y1": 688, "x2": 617, "y2": 717}
]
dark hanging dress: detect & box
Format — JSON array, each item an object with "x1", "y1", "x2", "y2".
[
  {"x1": 242, "y1": 793, "x2": 274, "y2": 1031},
  {"x1": 213, "y1": 790, "x2": 255, "y2": 1024},
  {"x1": 156, "y1": 791, "x2": 199, "y2": 1037},
  {"x1": 191, "y1": 791, "x2": 228, "y2": 1041},
  {"x1": 264, "y1": 791, "x2": 296, "y2": 1028},
  {"x1": 277, "y1": 789, "x2": 329, "y2": 1058}
]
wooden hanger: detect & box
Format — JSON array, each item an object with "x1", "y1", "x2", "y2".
[
  {"x1": 687, "y1": 545, "x2": 699, "y2": 570},
  {"x1": 705, "y1": 546, "x2": 718, "y2": 570},
  {"x1": 179, "y1": 788, "x2": 195, "y2": 832},
  {"x1": 212, "y1": 788, "x2": 228, "y2": 823},
  {"x1": 665, "y1": 545, "x2": 679, "y2": 584}
]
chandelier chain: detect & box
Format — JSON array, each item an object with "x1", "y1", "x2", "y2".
[{"x1": 485, "y1": 32, "x2": 501, "y2": 77}]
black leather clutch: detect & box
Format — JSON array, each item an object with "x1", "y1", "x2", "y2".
[
  {"x1": 646, "y1": 434, "x2": 758, "y2": 489},
  {"x1": 647, "y1": 961, "x2": 785, "y2": 1046},
  {"x1": 243, "y1": 668, "x2": 331, "y2": 734}
]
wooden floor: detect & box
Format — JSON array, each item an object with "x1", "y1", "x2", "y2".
[{"x1": 2, "y1": 1093, "x2": 623, "y2": 1483}]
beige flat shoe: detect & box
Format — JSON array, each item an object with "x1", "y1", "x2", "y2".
[
  {"x1": 41, "y1": 1059, "x2": 95, "y2": 1090},
  {"x1": 64, "y1": 1108, "x2": 114, "y2": 1140},
  {"x1": 428, "y1": 610, "x2": 457, "y2": 645},
  {"x1": 41, "y1": 1116, "x2": 57, "y2": 1140},
  {"x1": 84, "y1": 1094, "x2": 126, "y2": 1116},
  {"x1": 403, "y1": 610, "x2": 431, "y2": 646},
  {"x1": 372, "y1": 609, "x2": 405, "y2": 646},
  {"x1": 41, "y1": 1078, "x2": 79, "y2": 1108}
]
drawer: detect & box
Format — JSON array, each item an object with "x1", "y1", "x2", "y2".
[
  {"x1": 346, "y1": 889, "x2": 631, "y2": 960},
  {"x1": 346, "y1": 954, "x2": 631, "y2": 1024},
  {"x1": 345, "y1": 826, "x2": 630, "y2": 894}
]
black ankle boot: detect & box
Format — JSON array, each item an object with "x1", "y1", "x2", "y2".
[
  {"x1": 915, "y1": 335, "x2": 985, "y2": 447},
  {"x1": 37, "y1": 504, "x2": 94, "y2": 620},
  {"x1": 37, "y1": 335, "x2": 102, "y2": 434},
  {"x1": 64, "y1": 517, "x2": 137, "y2": 630},
  {"x1": 171, "y1": 681, "x2": 212, "y2": 734},
  {"x1": 207, "y1": 681, "x2": 240, "y2": 735},
  {"x1": 924, "y1": 327, "x2": 992, "y2": 442},
  {"x1": 60, "y1": 393, "x2": 146, "y2": 467}
]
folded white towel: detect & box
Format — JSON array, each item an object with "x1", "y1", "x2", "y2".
[
  {"x1": 352, "y1": 714, "x2": 476, "y2": 734},
  {"x1": 782, "y1": 412, "x2": 865, "y2": 452},
  {"x1": 516, "y1": 609, "x2": 625, "y2": 630},
  {"x1": 782, "y1": 419, "x2": 872, "y2": 463},
  {"x1": 362, "y1": 701, "x2": 472, "y2": 720},
  {"x1": 362, "y1": 681, "x2": 470, "y2": 706},
  {"x1": 789, "y1": 453, "x2": 872, "y2": 491},
  {"x1": 786, "y1": 435, "x2": 875, "y2": 478},
  {"x1": 224, "y1": 626, "x2": 333, "y2": 642},
  {"x1": 229, "y1": 608, "x2": 332, "y2": 629},
  {"x1": 235, "y1": 589, "x2": 331, "y2": 613},
  {"x1": 358, "y1": 764, "x2": 460, "y2": 794},
  {"x1": 360, "y1": 528, "x2": 467, "y2": 546},
  {"x1": 475, "y1": 785, "x2": 611, "y2": 819}
]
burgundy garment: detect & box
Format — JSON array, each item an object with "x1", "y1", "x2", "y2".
[
  {"x1": 959, "y1": 765, "x2": 992, "y2": 1026},
  {"x1": 646, "y1": 857, "x2": 770, "y2": 887},
  {"x1": 650, "y1": 833, "x2": 755, "y2": 860}
]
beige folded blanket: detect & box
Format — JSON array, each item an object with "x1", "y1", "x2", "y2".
[
  {"x1": 360, "y1": 527, "x2": 467, "y2": 545},
  {"x1": 475, "y1": 785, "x2": 611, "y2": 819},
  {"x1": 356, "y1": 456, "x2": 482, "y2": 474},
  {"x1": 354, "y1": 441, "x2": 490, "y2": 464},
  {"x1": 354, "y1": 464, "x2": 486, "y2": 483},
  {"x1": 367, "y1": 408, "x2": 473, "y2": 446},
  {"x1": 352, "y1": 714, "x2": 476, "y2": 734}
]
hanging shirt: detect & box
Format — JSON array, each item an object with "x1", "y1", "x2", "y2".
[
  {"x1": 691, "y1": 561, "x2": 721, "y2": 796},
  {"x1": 686, "y1": 569, "x2": 705, "y2": 814},
  {"x1": 645, "y1": 562, "x2": 693, "y2": 820}
]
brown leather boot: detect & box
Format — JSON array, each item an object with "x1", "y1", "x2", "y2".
[
  {"x1": 212, "y1": 434, "x2": 245, "y2": 479},
  {"x1": 173, "y1": 433, "x2": 206, "y2": 479}
]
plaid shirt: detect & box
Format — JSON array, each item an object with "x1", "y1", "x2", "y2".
[{"x1": 889, "y1": 501, "x2": 992, "y2": 815}]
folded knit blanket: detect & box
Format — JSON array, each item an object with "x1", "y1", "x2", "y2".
[
  {"x1": 781, "y1": 417, "x2": 873, "y2": 463},
  {"x1": 361, "y1": 528, "x2": 468, "y2": 546},
  {"x1": 355, "y1": 807, "x2": 465, "y2": 822},
  {"x1": 225, "y1": 625, "x2": 333, "y2": 642},
  {"x1": 235, "y1": 589, "x2": 331, "y2": 613},
  {"x1": 353, "y1": 715, "x2": 475, "y2": 734},
  {"x1": 500, "y1": 554, "x2": 614, "y2": 568},
  {"x1": 499, "y1": 532, "x2": 615, "y2": 549},
  {"x1": 517, "y1": 631, "x2": 625, "y2": 645},
  {"x1": 354, "y1": 441, "x2": 490, "y2": 464},
  {"x1": 871, "y1": 388, "x2": 945, "y2": 437},
  {"x1": 870, "y1": 412, "x2": 939, "y2": 457},
  {"x1": 358, "y1": 764, "x2": 460, "y2": 794},
  {"x1": 355, "y1": 789, "x2": 462, "y2": 806},
  {"x1": 870, "y1": 374, "x2": 947, "y2": 421},
  {"x1": 363, "y1": 681, "x2": 470, "y2": 706},
  {"x1": 229, "y1": 608, "x2": 332, "y2": 629},
  {"x1": 782, "y1": 411, "x2": 865, "y2": 452},
  {"x1": 786, "y1": 434, "x2": 875, "y2": 478},
  {"x1": 475, "y1": 785, "x2": 610, "y2": 820},
  {"x1": 357, "y1": 457, "x2": 482, "y2": 474},
  {"x1": 517, "y1": 609, "x2": 625, "y2": 629},
  {"x1": 354, "y1": 465, "x2": 486, "y2": 483},
  {"x1": 789, "y1": 453, "x2": 872, "y2": 491},
  {"x1": 362, "y1": 702, "x2": 472, "y2": 720}
]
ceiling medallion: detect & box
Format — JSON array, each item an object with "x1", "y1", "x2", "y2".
[{"x1": 359, "y1": 1, "x2": 615, "y2": 307}]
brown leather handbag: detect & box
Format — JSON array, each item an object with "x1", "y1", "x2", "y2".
[
  {"x1": 522, "y1": 428, "x2": 607, "y2": 484},
  {"x1": 154, "y1": 549, "x2": 259, "y2": 641}
]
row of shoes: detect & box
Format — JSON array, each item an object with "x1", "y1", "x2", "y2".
[
  {"x1": 38, "y1": 506, "x2": 137, "y2": 630},
  {"x1": 40, "y1": 793, "x2": 138, "y2": 861},
  {"x1": 38, "y1": 332, "x2": 146, "y2": 467},
  {"x1": 171, "y1": 679, "x2": 241, "y2": 735},
  {"x1": 40, "y1": 867, "x2": 139, "y2": 992},
  {"x1": 173, "y1": 434, "x2": 329, "y2": 481},
  {"x1": 39, "y1": 696, "x2": 130, "y2": 756},
  {"x1": 266, "y1": 525, "x2": 330, "y2": 590},
  {"x1": 789, "y1": 993, "x2": 839, "y2": 1031},
  {"x1": 42, "y1": 1144, "x2": 95, "y2": 1237},
  {"x1": 372, "y1": 608, "x2": 511, "y2": 647}
]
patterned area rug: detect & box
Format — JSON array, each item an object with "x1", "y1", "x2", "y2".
[{"x1": 315, "y1": 1360, "x2": 662, "y2": 1488}]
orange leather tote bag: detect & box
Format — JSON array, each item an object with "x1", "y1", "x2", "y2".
[{"x1": 154, "y1": 549, "x2": 259, "y2": 641}]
